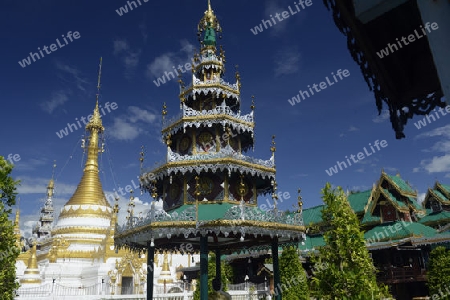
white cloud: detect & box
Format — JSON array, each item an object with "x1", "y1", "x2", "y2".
[
  {"x1": 113, "y1": 40, "x2": 129, "y2": 55},
  {"x1": 273, "y1": 46, "x2": 300, "y2": 77},
  {"x1": 108, "y1": 118, "x2": 141, "y2": 141},
  {"x1": 146, "y1": 39, "x2": 195, "y2": 80},
  {"x1": 16, "y1": 176, "x2": 76, "y2": 195},
  {"x1": 372, "y1": 109, "x2": 390, "y2": 123},
  {"x1": 348, "y1": 126, "x2": 359, "y2": 132},
  {"x1": 107, "y1": 106, "x2": 158, "y2": 141},
  {"x1": 420, "y1": 155, "x2": 450, "y2": 173},
  {"x1": 113, "y1": 39, "x2": 141, "y2": 79},
  {"x1": 40, "y1": 90, "x2": 70, "y2": 114},
  {"x1": 128, "y1": 106, "x2": 157, "y2": 123},
  {"x1": 14, "y1": 158, "x2": 48, "y2": 172},
  {"x1": 415, "y1": 124, "x2": 450, "y2": 174},
  {"x1": 417, "y1": 193, "x2": 426, "y2": 204},
  {"x1": 55, "y1": 61, "x2": 89, "y2": 92},
  {"x1": 417, "y1": 124, "x2": 450, "y2": 139}
]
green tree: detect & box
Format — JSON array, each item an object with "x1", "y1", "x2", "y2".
[
  {"x1": 278, "y1": 246, "x2": 309, "y2": 299},
  {"x1": 310, "y1": 183, "x2": 390, "y2": 299},
  {"x1": 427, "y1": 246, "x2": 450, "y2": 298},
  {"x1": 0, "y1": 156, "x2": 20, "y2": 299},
  {"x1": 193, "y1": 253, "x2": 231, "y2": 300}
]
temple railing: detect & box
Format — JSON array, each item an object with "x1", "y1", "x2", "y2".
[
  {"x1": 162, "y1": 104, "x2": 253, "y2": 129},
  {"x1": 376, "y1": 266, "x2": 426, "y2": 283}
]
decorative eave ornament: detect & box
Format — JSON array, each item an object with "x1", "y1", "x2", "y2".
[{"x1": 322, "y1": 0, "x2": 446, "y2": 139}]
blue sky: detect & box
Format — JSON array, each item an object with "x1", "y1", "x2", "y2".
[{"x1": 1, "y1": 0, "x2": 449, "y2": 235}]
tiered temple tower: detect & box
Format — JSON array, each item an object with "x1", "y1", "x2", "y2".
[
  {"x1": 115, "y1": 2, "x2": 306, "y2": 300},
  {"x1": 32, "y1": 177, "x2": 55, "y2": 239},
  {"x1": 140, "y1": 0, "x2": 277, "y2": 212}
]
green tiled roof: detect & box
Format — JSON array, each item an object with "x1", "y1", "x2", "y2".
[
  {"x1": 419, "y1": 211, "x2": 450, "y2": 225},
  {"x1": 361, "y1": 213, "x2": 381, "y2": 225},
  {"x1": 302, "y1": 205, "x2": 325, "y2": 226},
  {"x1": 381, "y1": 189, "x2": 407, "y2": 209},
  {"x1": 432, "y1": 189, "x2": 450, "y2": 203},
  {"x1": 347, "y1": 190, "x2": 371, "y2": 214},
  {"x1": 364, "y1": 221, "x2": 437, "y2": 243},
  {"x1": 440, "y1": 184, "x2": 450, "y2": 195},
  {"x1": 169, "y1": 203, "x2": 235, "y2": 221},
  {"x1": 299, "y1": 235, "x2": 325, "y2": 251},
  {"x1": 360, "y1": 196, "x2": 380, "y2": 225},
  {"x1": 387, "y1": 174, "x2": 415, "y2": 194},
  {"x1": 407, "y1": 196, "x2": 423, "y2": 210}
]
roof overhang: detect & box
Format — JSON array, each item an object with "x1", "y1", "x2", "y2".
[{"x1": 324, "y1": 0, "x2": 446, "y2": 139}]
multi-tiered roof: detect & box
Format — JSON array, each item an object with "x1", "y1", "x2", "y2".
[{"x1": 116, "y1": 0, "x2": 305, "y2": 254}]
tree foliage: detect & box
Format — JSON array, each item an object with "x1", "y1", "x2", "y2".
[
  {"x1": 0, "y1": 156, "x2": 20, "y2": 299},
  {"x1": 278, "y1": 246, "x2": 309, "y2": 299},
  {"x1": 310, "y1": 183, "x2": 390, "y2": 299},
  {"x1": 193, "y1": 252, "x2": 232, "y2": 300},
  {"x1": 427, "y1": 246, "x2": 450, "y2": 299}
]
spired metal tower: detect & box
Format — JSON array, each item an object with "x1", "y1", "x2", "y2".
[
  {"x1": 142, "y1": 0, "x2": 275, "y2": 211},
  {"x1": 115, "y1": 2, "x2": 306, "y2": 300}
]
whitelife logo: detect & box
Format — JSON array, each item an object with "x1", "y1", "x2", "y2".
[
  {"x1": 18, "y1": 31, "x2": 81, "y2": 68},
  {"x1": 250, "y1": 0, "x2": 313, "y2": 35},
  {"x1": 288, "y1": 69, "x2": 350, "y2": 106},
  {"x1": 115, "y1": 0, "x2": 149, "y2": 16},
  {"x1": 325, "y1": 140, "x2": 388, "y2": 176},
  {"x1": 376, "y1": 22, "x2": 439, "y2": 59},
  {"x1": 55, "y1": 102, "x2": 118, "y2": 139},
  {"x1": 413, "y1": 105, "x2": 450, "y2": 130}
]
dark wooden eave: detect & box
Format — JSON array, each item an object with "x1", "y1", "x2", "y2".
[{"x1": 323, "y1": 0, "x2": 445, "y2": 139}]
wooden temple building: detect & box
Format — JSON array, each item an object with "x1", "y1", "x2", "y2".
[{"x1": 300, "y1": 171, "x2": 450, "y2": 299}]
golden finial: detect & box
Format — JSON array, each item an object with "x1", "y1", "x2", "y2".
[
  {"x1": 113, "y1": 195, "x2": 119, "y2": 215},
  {"x1": 162, "y1": 102, "x2": 167, "y2": 119},
  {"x1": 151, "y1": 180, "x2": 158, "y2": 199},
  {"x1": 193, "y1": 51, "x2": 200, "y2": 64},
  {"x1": 126, "y1": 190, "x2": 135, "y2": 225},
  {"x1": 239, "y1": 174, "x2": 246, "y2": 201},
  {"x1": 139, "y1": 145, "x2": 145, "y2": 170},
  {"x1": 297, "y1": 189, "x2": 303, "y2": 213},
  {"x1": 177, "y1": 72, "x2": 185, "y2": 90},
  {"x1": 195, "y1": 176, "x2": 201, "y2": 201},
  {"x1": 220, "y1": 45, "x2": 226, "y2": 62},
  {"x1": 198, "y1": 0, "x2": 222, "y2": 36},
  {"x1": 270, "y1": 135, "x2": 276, "y2": 154},
  {"x1": 166, "y1": 133, "x2": 172, "y2": 147},
  {"x1": 271, "y1": 179, "x2": 278, "y2": 208},
  {"x1": 250, "y1": 96, "x2": 255, "y2": 111}
]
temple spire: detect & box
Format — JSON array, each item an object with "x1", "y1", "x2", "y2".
[
  {"x1": 197, "y1": 0, "x2": 222, "y2": 47},
  {"x1": 20, "y1": 243, "x2": 42, "y2": 285},
  {"x1": 61, "y1": 58, "x2": 108, "y2": 208}
]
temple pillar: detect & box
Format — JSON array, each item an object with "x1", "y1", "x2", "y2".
[
  {"x1": 215, "y1": 248, "x2": 221, "y2": 281},
  {"x1": 272, "y1": 238, "x2": 281, "y2": 300},
  {"x1": 147, "y1": 242, "x2": 154, "y2": 300},
  {"x1": 200, "y1": 235, "x2": 209, "y2": 300}
]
